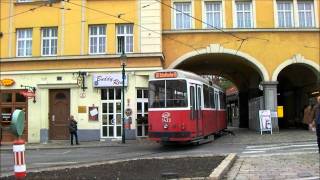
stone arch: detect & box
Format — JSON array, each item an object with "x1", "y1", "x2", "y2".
[
  {"x1": 272, "y1": 54, "x2": 320, "y2": 81},
  {"x1": 168, "y1": 44, "x2": 270, "y2": 81}
]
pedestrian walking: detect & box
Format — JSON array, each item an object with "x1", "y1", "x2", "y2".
[
  {"x1": 303, "y1": 104, "x2": 314, "y2": 131},
  {"x1": 313, "y1": 96, "x2": 320, "y2": 153},
  {"x1": 69, "y1": 115, "x2": 79, "y2": 145}
]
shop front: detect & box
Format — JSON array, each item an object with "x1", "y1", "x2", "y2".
[
  {"x1": 0, "y1": 89, "x2": 28, "y2": 143},
  {"x1": 0, "y1": 68, "x2": 158, "y2": 143}
]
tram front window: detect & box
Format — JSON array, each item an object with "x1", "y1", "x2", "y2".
[{"x1": 149, "y1": 80, "x2": 187, "y2": 108}]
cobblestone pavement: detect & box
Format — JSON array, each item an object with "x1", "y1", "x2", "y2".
[{"x1": 225, "y1": 152, "x2": 320, "y2": 180}]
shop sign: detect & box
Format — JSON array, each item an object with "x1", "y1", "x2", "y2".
[
  {"x1": 0, "y1": 79, "x2": 15, "y2": 86},
  {"x1": 19, "y1": 90, "x2": 35, "y2": 97},
  {"x1": 259, "y1": 110, "x2": 273, "y2": 135},
  {"x1": 93, "y1": 74, "x2": 127, "y2": 87},
  {"x1": 277, "y1": 106, "x2": 284, "y2": 118}
]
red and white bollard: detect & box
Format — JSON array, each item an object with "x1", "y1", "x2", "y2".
[{"x1": 13, "y1": 138, "x2": 26, "y2": 179}]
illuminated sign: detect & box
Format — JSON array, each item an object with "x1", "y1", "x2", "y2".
[
  {"x1": 0, "y1": 79, "x2": 15, "y2": 86},
  {"x1": 155, "y1": 72, "x2": 177, "y2": 79}
]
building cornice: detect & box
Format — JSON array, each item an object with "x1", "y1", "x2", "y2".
[
  {"x1": 0, "y1": 53, "x2": 164, "y2": 62},
  {"x1": 0, "y1": 67, "x2": 163, "y2": 75},
  {"x1": 163, "y1": 28, "x2": 320, "y2": 34}
]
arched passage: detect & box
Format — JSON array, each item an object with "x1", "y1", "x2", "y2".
[
  {"x1": 273, "y1": 56, "x2": 320, "y2": 129},
  {"x1": 169, "y1": 44, "x2": 270, "y2": 129}
]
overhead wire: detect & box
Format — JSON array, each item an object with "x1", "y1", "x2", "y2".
[
  {"x1": 0, "y1": 4, "x2": 46, "y2": 21},
  {"x1": 62, "y1": 0, "x2": 201, "y2": 53}
]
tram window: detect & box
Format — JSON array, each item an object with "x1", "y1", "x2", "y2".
[
  {"x1": 214, "y1": 92, "x2": 219, "y2": 109},
  {"x1": 203, "y1": 85, "x2": 210, "y2": 108},
  {"x1": 166, "y1": 80, "x2": 187, "y2": 108},
  {"x1": 210, "y1": 88, "x2": 215, "y2": 108},
  {"x1": 219, "y1": 92, "x2": 225, "y2": 109},
  {"x1": 149, "y1": 81, "x2": 165, "y2": 108}
]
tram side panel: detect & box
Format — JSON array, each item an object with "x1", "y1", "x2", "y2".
[
  {"x1": 202, "y1": 110, "x2": 219, "y2": 136},
  {"x1": 148, "y1": 110, "x2": 196, "y2": 142}
]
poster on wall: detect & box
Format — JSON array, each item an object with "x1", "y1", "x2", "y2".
[
  {"x1": 89, "y1": 106, "x2": 99, "y2": 121},
  {"x1": 259, "y1": 110, "x2": 272, "y2": 135}
]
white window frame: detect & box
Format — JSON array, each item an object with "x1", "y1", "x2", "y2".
[
  {"x1": 233, "y1": 0, "x2": 256, "y2": 28},
  {"x1": 41, "y1": 27, "x2": 58, "y2": 56},
  {"x1": 274, "y1": 0, "x2": 318, "y2": 28},
  {"x1": 116, "y1": 24, "x2": 134, "y2": 53},
  {"x1": 16, "y1": 28, "x2": 32, "y2": 57},
  {"x1": 202, "y1": 0, "x2": 225, "y2": 29},
  {"x1": 17, "y1": 0, "x2": 32, "y2": 2},
  {"x1": 275, "y1": 0, "x2": 294, "y2": 27},
  {"x1": 89, "y1": 25, "x2": 106, "y2": 55},
  {"x1": 172, "y1": 0, "x2": 194, "y2": 29},
  {"x1": 297, "y1": 0, "x2": 315, "y2": 27}
]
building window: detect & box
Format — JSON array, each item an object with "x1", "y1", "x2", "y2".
[
  {"x1": 235, "y1": 1, "x2": 253, "y2": 28},
  {"x1": 174, "y1": 2, "x2": 192, "y2": 29},
  {"x1": 204, "y1": 1, "x2": 222, "y2": 28},
  {"x1": 41, "y1": 27, "x2": 57, "y2": 56},
  {"x1": 89, "y1": 25, "x2": 106, "y2": 54},
  {"x1": 277, "y1": 1, "x2": 294, "y2": 27},
  {"x1": 136, "y1": 89, "x2": 148, "y2": 137},
  {"x1": 298, "y1": 1, "x2": 315, "y2": 27},
  {"x1": 16, "y1": 29, "x2": 32, "y2": 57},
  {"x1": 116, "y1": 24, "x2": 133, "y2": 53},
  {"x1": 17, "y1": 0, "x2": 32, "y2": 2}
]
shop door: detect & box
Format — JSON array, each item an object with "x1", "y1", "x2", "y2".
[
  {"x1": 49, "y1": 89, "x2": 70, "y2": 140},
  {"x1": 101, "y1": 88, "x2": 122, "y2": 138}
]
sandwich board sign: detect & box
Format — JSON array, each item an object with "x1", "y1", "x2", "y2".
[{"x1": 259, "y1": 110, "x2": 272, "y2": 135}]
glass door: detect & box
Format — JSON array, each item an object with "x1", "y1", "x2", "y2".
[
  {"x1": 101, "y1": 88, "x2": 122, "y2": 138},
  {"x1": 136, "y1": 89, "x2": 148, "y2": 137}
]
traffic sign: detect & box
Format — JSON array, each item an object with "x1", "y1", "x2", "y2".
[
  {"x1": 125, "y1": 108, "x2": 132, "y2": 117},
  {"x1": 10, "y1": 110, "x2": 25, "y2": 137}
]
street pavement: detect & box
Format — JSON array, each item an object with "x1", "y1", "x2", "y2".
[{"x1": 0, "y1": 128, "x2": 319, "y2": 179}]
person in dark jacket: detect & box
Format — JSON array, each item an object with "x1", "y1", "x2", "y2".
[
  {"x1": 313, "y1": 96, "x2": 320, "y2": 153},
  {"x1": 69, "y1": 115, "x2": 79, "y2": 145}
]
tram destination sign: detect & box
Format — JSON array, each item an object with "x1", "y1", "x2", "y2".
[{"x1": 155, "y1": 71, "x2": 177, "y2": 78}]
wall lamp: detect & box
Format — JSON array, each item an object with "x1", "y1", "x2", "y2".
[{"x1": 73, "y1": 71, "x2": 88, "y2": 92}]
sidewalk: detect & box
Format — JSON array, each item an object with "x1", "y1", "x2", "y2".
[
  {"x1": 0, "y1": 138, "x2": 154, "y2": 151},
  {"x1": 225, "y1": 153, "x2": 320, "y2": 180}
]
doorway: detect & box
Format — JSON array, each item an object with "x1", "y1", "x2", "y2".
[{"x1": 49, "y1": 89, "x2": 70, "y2": 140}]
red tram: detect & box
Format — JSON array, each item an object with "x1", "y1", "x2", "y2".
[{"x1": 148, "y1": 69, "x2": 227, "y2": 144}]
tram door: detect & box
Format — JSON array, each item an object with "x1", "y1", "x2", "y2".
[{"x1": 190, "y1": 84, "x2": 203, "y2": 137}]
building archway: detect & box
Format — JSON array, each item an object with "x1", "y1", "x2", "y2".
[
  {"x1": 168, "y1": 44, "x2": 270, "y2": 129},
  {"x1": 272, "y1": 55, "x2": 320, "y2": 129}
]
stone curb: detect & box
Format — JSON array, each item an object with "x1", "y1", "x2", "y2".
[{"x1": 208, "y1": 153, "x2": 237, "y2": 180}]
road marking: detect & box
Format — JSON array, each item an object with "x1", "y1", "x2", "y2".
[
  {"x1": 242, "y1": 150, "x2": 266, "y2": 154},
  {"x1": 246, "y1": 142, "x2": 316, "y2": 148},
  {"x1": 33, "y1": 161, "x2": 77, "y2": 165},
  {"x1": 246, "y1": 144, "x2": 317, "y2": 151},
  {"x1": 240, "y1": 151, "x2": 318, "y2": 157},
  {"x1": 291, "y1": 177, "x2": 320, "y2": 180},
  {"x1": 44, "y1": 150, "x2": 71, "y2": 155}
]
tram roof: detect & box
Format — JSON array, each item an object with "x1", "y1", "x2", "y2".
[{"x1": 150, "y1": 69, "x2": 224, "y2": 91}]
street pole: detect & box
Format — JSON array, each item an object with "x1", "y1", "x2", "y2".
[
  {"x1": 120, "y1": 37, "x2": 126, "y2": 144},
  {"x1": 122, "y1": 62, "x2": 125, "y2": 144}
]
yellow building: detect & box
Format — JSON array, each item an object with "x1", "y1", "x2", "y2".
[{"x1": 0, "y1": 0, "x2": 319, "y2": 143}]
